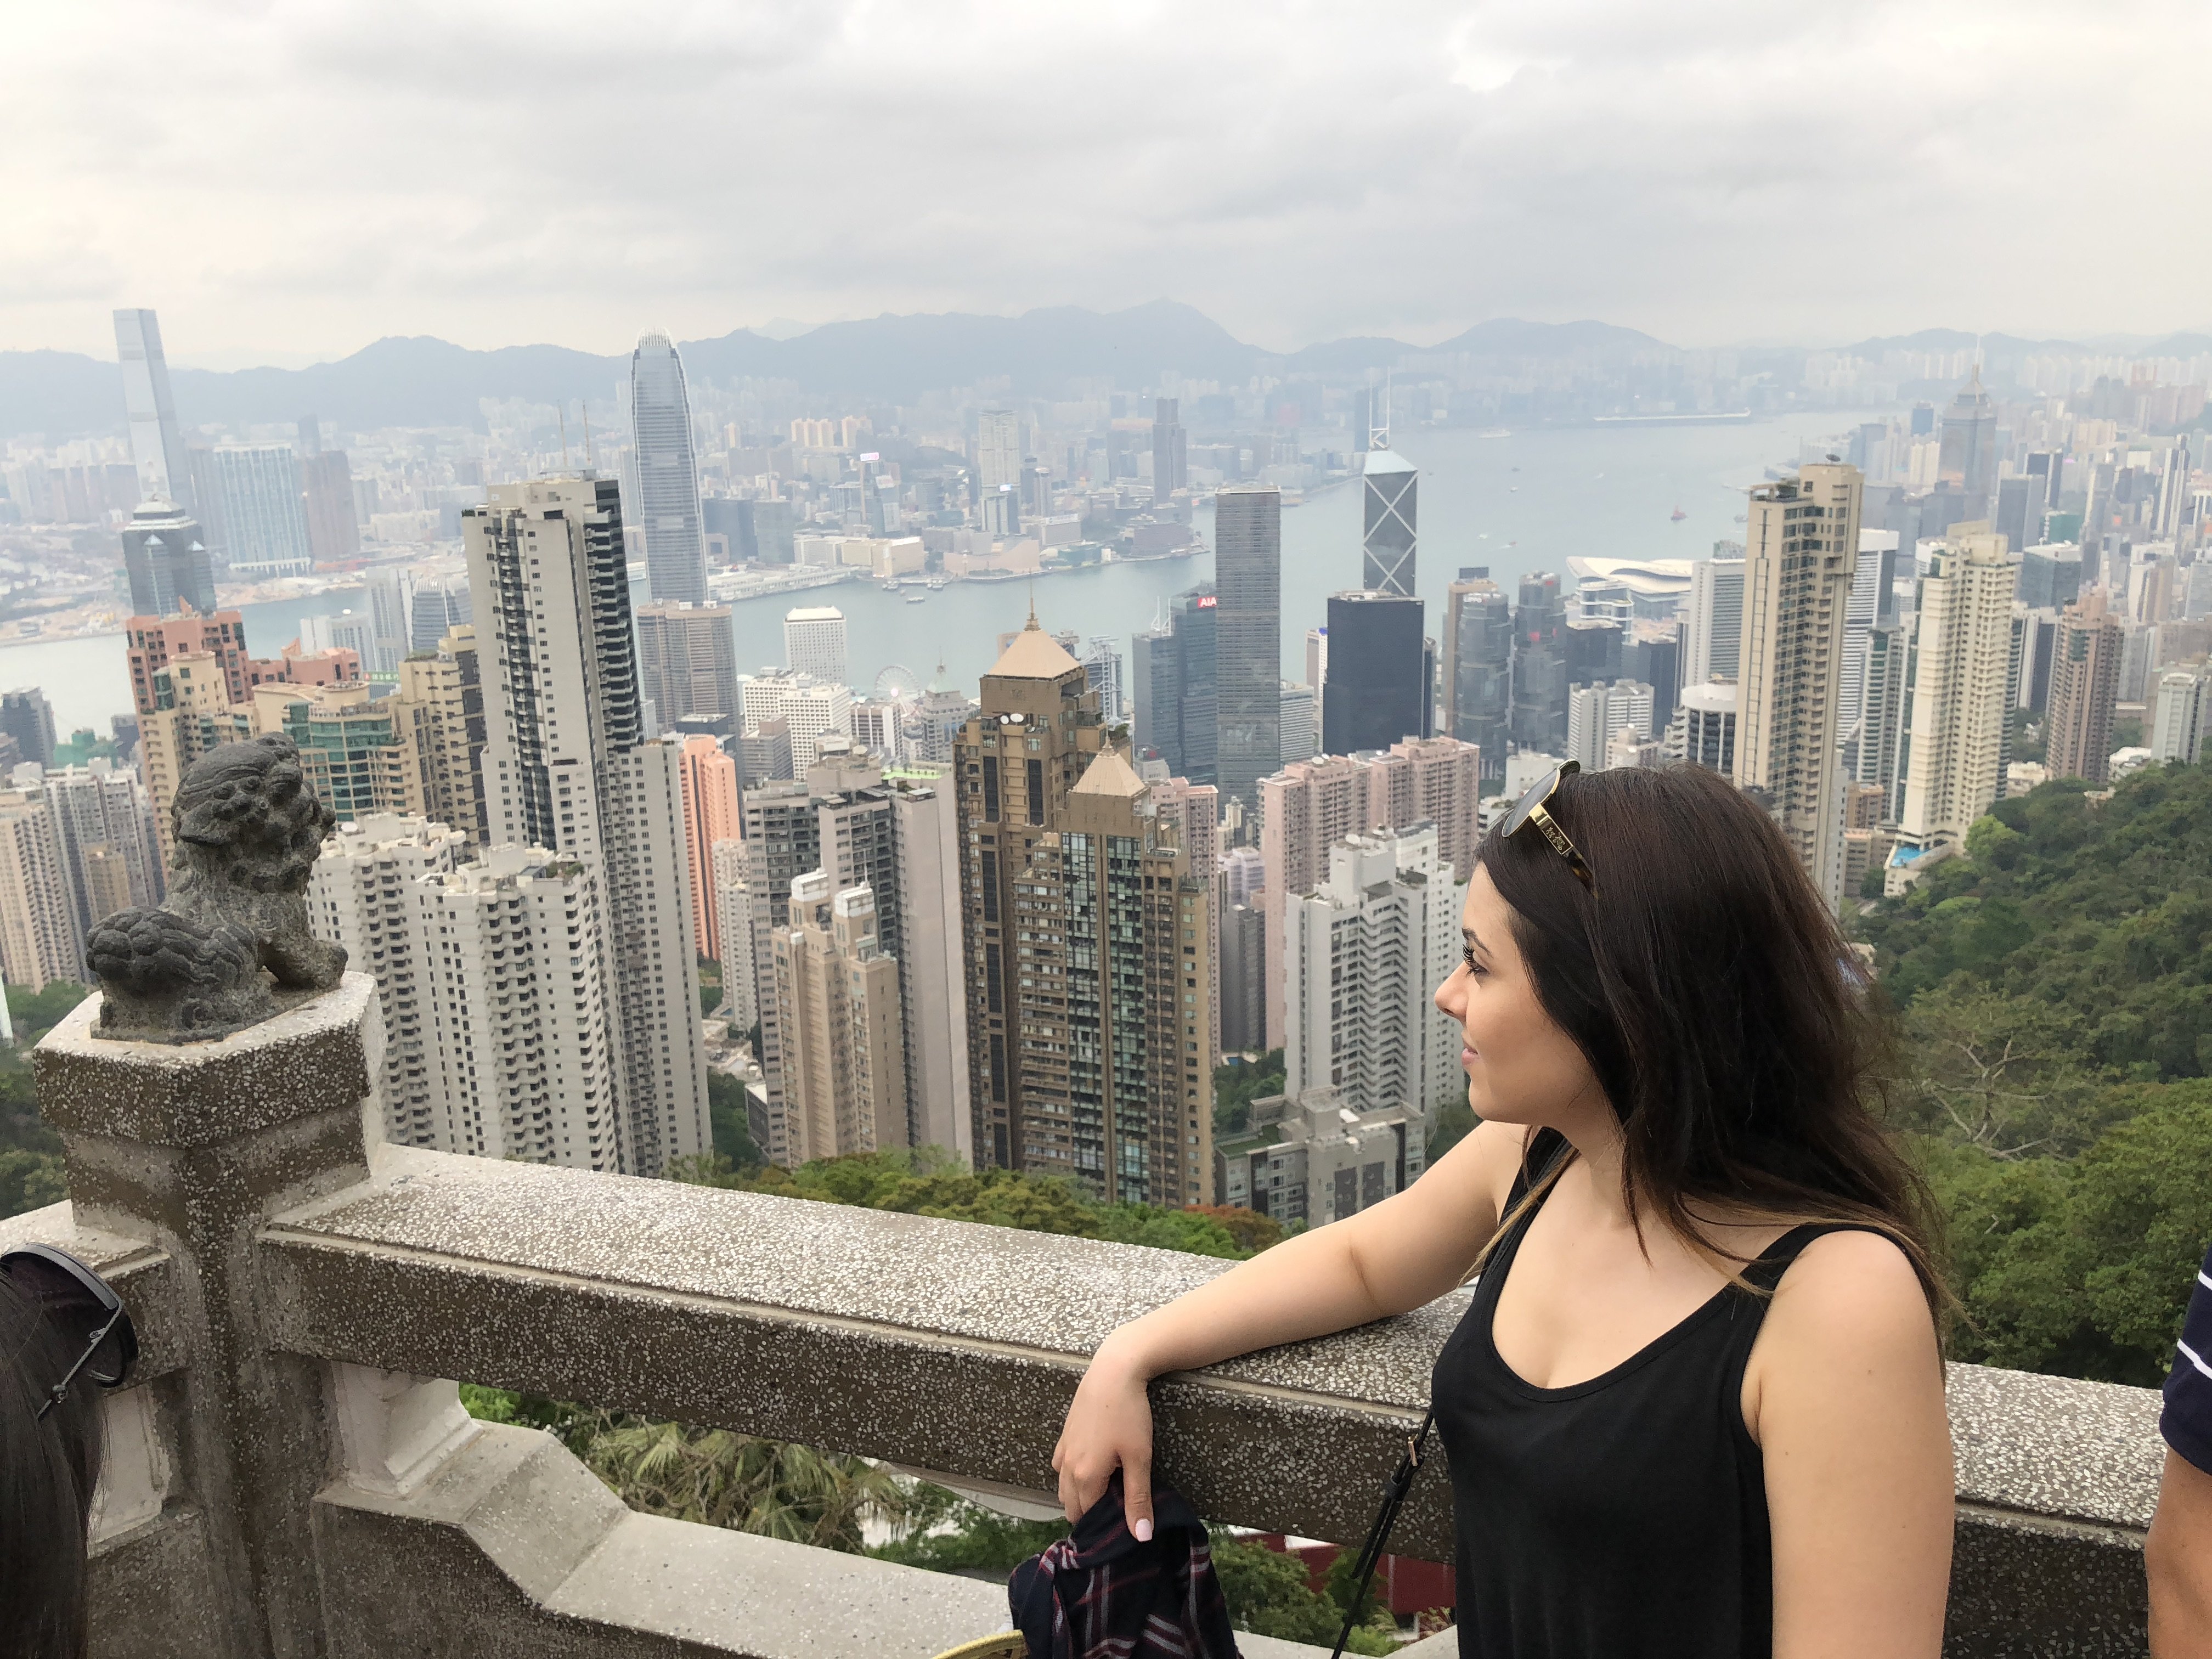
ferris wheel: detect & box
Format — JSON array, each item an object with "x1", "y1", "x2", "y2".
[{"x1": 874, "y1": 665, "x2": 922, "y2": 703}]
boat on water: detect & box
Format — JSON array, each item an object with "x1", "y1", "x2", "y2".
[
  {"x1": 879, "y1": 579, "x2": 901, "y2": 592},
  {"x1": 926, "y1": 577, "x2": 948, "y2": 590},
  {"x1": 1671, "y1": 506, "x2": 1688, "y2": 522},
  {"x1": 904, "y1": 591, "x2": 928, "y2": 604}
]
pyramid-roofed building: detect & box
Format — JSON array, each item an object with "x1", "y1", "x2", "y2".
[
  {"x1": 1070, "y1": 746, "x2": 1147, "y2": 799},
  {"x1": 986, "y1": 618, "x2": 1082, "y2": 681}
]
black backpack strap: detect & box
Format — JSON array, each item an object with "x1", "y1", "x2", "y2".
[{"x1": 1328, "y1": 1408, "x2": 1435, "y2": 1658}]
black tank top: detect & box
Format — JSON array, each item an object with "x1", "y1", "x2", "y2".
[{"x1": 1432, "y1": 1131, "x2": 1876, "y2": 1658}]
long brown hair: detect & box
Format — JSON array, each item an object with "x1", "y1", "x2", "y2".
[{"x1": 1474, "y1": 763, "x2": 1945, "y2": 1323}]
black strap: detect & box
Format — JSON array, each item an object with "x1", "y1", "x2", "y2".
[{"x1": 1328, "y1": 1408, "x2": 1435, "y2": 1658}]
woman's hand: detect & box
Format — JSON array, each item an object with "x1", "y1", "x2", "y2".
[{"x1": 1052, "y1": 1336, "x2": 1158, "y2": 1538}]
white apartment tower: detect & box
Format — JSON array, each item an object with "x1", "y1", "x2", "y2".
[
  {"x1": 1282, "y1": 825, "x2": 1460, "y2": 1125},
  {"x1": 1734, "y1": 464, "x2": 1863, "y2": 910},
  {"x1": 464, "y1": 476, "x2": 709, "y2": 1176},
  {"x1": 0, "y1": 790, "x2": 83, "y2": 990},
  {"x1": 782, "y1": 606, "x2": 849, "y2": 684},
  {"x1": 629, "y1": 330, "x2": 708, "y2": 606},
  {"x1": 710, "y1": 838, "x2": 757, "y2": 1034},
  {"x1": 1893, "y1": 523, "x2": 2022, "y2": 852},
  {"x1": 1685, "y1": 544, "x2": 1746, "y2": 686}
]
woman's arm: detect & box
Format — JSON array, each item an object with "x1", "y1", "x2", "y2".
[
  {"x1": 1751, "y1": 1231, "x2": 1954, "y2": 1659},
  {"x1": 1052, "y1": 1117, "x2": 1523, "y2": 1532}
]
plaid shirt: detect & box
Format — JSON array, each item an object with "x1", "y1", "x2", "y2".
[{"x1": 1009, "y1": 1474, "x2": 1242, "y2": 1659}]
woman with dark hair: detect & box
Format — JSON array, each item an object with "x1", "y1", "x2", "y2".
[{"x1": 1054, "y1": 762, "x2": 1954, "y2": 1657}]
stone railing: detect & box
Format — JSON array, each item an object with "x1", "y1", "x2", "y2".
[{"x1": 1, "y1": 975, "x2": 2164, "y2": 1658}]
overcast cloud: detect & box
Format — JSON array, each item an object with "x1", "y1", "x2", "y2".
[{"x1": 5, "y1": 0, "x2": 2208, "y2": 364}]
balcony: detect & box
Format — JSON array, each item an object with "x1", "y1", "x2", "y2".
[{"x1": 3, "y1": 975, "x2": 2165, "y2": 1658}]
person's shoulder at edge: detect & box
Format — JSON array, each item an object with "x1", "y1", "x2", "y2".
[
  {"x1": 1746, "y1": 1229, "x2": 1943, "y2": 1435},
  {"x1": 2161, "y1": 1242, "x2": 2212, "y2": 1475}
]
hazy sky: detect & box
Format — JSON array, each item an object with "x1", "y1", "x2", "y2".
[{"x1": 7, "y1": 0, "x2": 2209, "y2": 365}]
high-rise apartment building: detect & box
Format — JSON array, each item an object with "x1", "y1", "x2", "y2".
[
  {"x1": 1684, "y1": 545, "x2": 1746, "y2": 687},
  {"x1": 295, "y1": 417, "x2": 360, "y2": 568},
  {"x1": 977, "y1": 409, "x2": 1023, "y2": 493},
  {"x1": 955, "y1": 622, "x2": 1212, "y2": 1204},
  {"x1": 782, "y1": 606, "x2": 848, "y2": 684},
  {"x1": 39, "y1": 762, "x2": 162, "y2": 933},
  {"x1": 637, "y1": 602, "x2": 739, "y2": 727},
  {"x1": 1567, "y1": 680, "x2": 1655, "y2": 772},
  {"x1": 1279, "y1": 683, "x2": 1317, "y2": 761},
  {"x1": 1892, "y1": 524, "x2": 2021, "y2": 850},
  {"x1": 1147, "y1": 769, "x2": 1222, "y2": 1066},
  {"x1": 1443, "y1": 568, "x2": 1511, "y2": 784},
  {"x1": 120, "y1": 500, "x2": 217, "y2": 619},
  {"x1": 465, "y1": 475, "x2": 709, "y2": 1177},
  {"x1": 888, "y1": 774, "x2": 971, "y2": 1160},
  {"x1": 630, "y1": 331, "x2": 708, "y2": 606},
  {"x1": 1323, "y1": 591, "x2": 1426, "y2": 754},
  {"x1": 1846, "y1": 625, "x2": 1908, "y2": 792},
  {"x1": 2046, "y1": 589, "x2": 2124, "y2": 784},
  {"x1": 1214, "y1": 484, "x2": 1281, "y2": 820},
  {"x1": 1361, "y1": 448, "x2": 1418, "y2": 597},
  {"x1": 710, "y1": 838, "x2": 756, "y2": 1033},
  {"x1": 0, "y1": 789, "x2": 84, "y2": 989},
  {"x1": 213, "y1": 447, "x2": 314, "y2": 578},
  {"x1": 740, "y1": 670, "x2": 852, "y2": 770},
  {"x1": 2153, "y1": 670, "x2": 2207, "y2": 764},
  {"x1": 360, "y1": 569, "x2": 412, "y2": 675},
  {"x1": 1667, "y1": 680, "x2": 1739, "y2": 774},
  {"x1": 678, "y1": 735, "x2": 742, "y2": 961},
  {"x1": 390, "y1": 626, "x2": 488, "y2": 848},
  {"x1": 1511, "y1": 573, "x2": 1569, "y2": 752},
  {"x1": 770, "y1": 874, "x2": 907, "y2": 1163},
  {"x1": 1735, "y1": 464, "x2": 1863, "y2": 908},
  {"x1": 113, "y1": 309, "x2": 193, "y2": 511},
  {"x1": 1282, "y1": 825, "x2": 1459, "y2": 1122},
  {"x1": 1151, "y1": 398, "x2": 1187, "y2": 503}
]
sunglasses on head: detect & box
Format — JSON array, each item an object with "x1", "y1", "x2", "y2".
[
  {"x1": 1501, "y1": 760, "x2": 1595, "y2": 889},
  {"x1": 2, "y1": 1244, "x2": 138, "y2": 1420}
]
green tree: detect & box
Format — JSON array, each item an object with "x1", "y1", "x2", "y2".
[
  {"x1": 0, "y1": 1147, "x2": 65, "y2": 1219},
  {"x1": 583, "y1": 1418, "x2": 906, "y2": 1550},
  {"x1": 1213, "y1": 1048, "x2": 1285, "y2": 1136},
  {"x1": 705, "y1": 1070, "x2": 763, "y2": 1169},
  {"x1": 868, "y1": 1492, "x2": 1068, "y2": 1574},
  {"x1": 1207, "y1": 1534, "x2": 1395, "y2": 1654}
]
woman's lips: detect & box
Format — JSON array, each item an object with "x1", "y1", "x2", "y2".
[{"x1": 1462, "y1": 1047, "x2": 1478, "y2": 1068}]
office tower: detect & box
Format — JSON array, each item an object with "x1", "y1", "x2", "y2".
[
  {"x1": 740, "y1": 670, "x2": 852, "y2": 770},
  {"x1": 1361, "y1": 448, "x2": 1418, "y2": 597},
  {"x1": 1938, "y1": 368, "x2": 1998, "y2": 515},
  {"x1": 1443, "y1": 568, "x2": 1511, "y2": 783},
  {"x1": 1132, "y1": 588, "x2": 1219, "y2": 784},
  {"x1": 1077, "y1": 637, "x2": 1126, "y2": 722},
  {"x1": 1306, "y1": 627, "x2": 1327, "y2": 703},
  {"x1": 1562, "y1": 617, "x2": 1623, "y2": 687},
  {"x1": 782, "y1": 606, "x2": 848, "y2": 684},
  {"x1": 0, "y1": 789, "x2": 84, "y2": 988},
  {"x1": 977, "y1": 409, "x2": 1023, "y2": 493},
  {"x1": 113, "y1": 309, "x2": 193, "y2": 510},
  {"x1": 213, "y1": 446, "x2": 314, "y2": 578},
  {"x1": 2024, "y1": 450, "x2": 2060, "y2": 517},
  {"x1": 390, "y1": 627, "x2": 488, "y2": 848},
  {"x1": 2153, "y1": 670, "x2": 2207, "y2": 764},
  {"x1": 2018, "y1": 544, "x2": 2085, "y2": 612},
  {"x1": 1222, "y1": 844, "x2": 1265, "y2": 907},
  {"x1": 710, "y1": 839, "x2": 756, "y2": 1031},
  {"x1": 120, "y1": 500, "x2": 217, "y2": 618},
  {"x1": 2012, "y1": 609, "x2": 2061, "y2": 716},
  {"x1": 40, "y1": 762, "x2": 162, "y2": 932},
  {"x1": 1735, "y1": 463, "x2": 1863, "y2": 907},
  {"x1": 1837, "y1": 529, "x2": 1899, "y2": 780},
  {"x1": 359, "y1": 569, "x2": 412, "y2": 674},
  {"x1": 1621, "y1": 620, "x2": 1681, "y2": 738},
  {"x1": 465, "y1": 475, "x2": 709, "y2": 1177},
  {"x1": 678, "y1": 735, "x2": 742, "y2": 961},
  {"x1": 300, "y1": 610, "x2": 376, "y2": 668},
  {"x1": 738, "y1": 718, "x2": 794, "y2": 788},
  {"x1": 1993, "y1": 476, "x2": 2035, "y2": 561},
  {"x1": 637, "y1": 602, "x2": 740, "y2": 727},
  {"x1": 1282, "y1": 825, "x2": 1459, "y2": 1120},
  {"x1": 1152, "y1": 398, "x2": 1187, "y2": 503},
  {"x1": 770, "y1": 874, "x2": 907, "y2": 1163},
  {"x1": 1684, "y1": 544, "x2": 1747, "y2": 685},
  {"x1": 1278, "y1": 683, "x2": 1316, "y2": 761},
  {"x1": 1668, "y1": 681, "x2": 1739, "y2": 772},
  {"x1": 1567, "y1": 680, "x2": 1655, "y2": 772},
  {"x1": 1, "y1": 690, "x2": 57, "y2": 769},
  {"x1": 1893, "y1": 524, "x2": 2021, "y2": 851},
  {"x1": 1215, "y1": 484, "x2": 1282, "y2": 820},
  {"x1": 1511, "y1": 572, "x2": 1568, "y2": 752},
  {"x1": 630, "y1": 330, "x2": 708, "y2": 605},
  {"x1": 1323, "y1": 591, "x2": 1426, "y2": 754},
  {"x1": 410, "y1": 582, "x2": 472, "y2": 653},
  {"x1": 955, "y1": 620, "x2": 1212, "y2": 1202},
  {"x1": 2046, "y1": 590, "x2": 2124, "y2": 783},
  {"x1": 296, "y1": 419, "x2": 360, "y2": 567}
]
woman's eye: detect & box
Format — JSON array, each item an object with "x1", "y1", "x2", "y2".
[{"x1": 1462, "y1": 948, "x2": 1485, "y2": 977}]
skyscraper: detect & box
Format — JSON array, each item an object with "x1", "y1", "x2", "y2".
[
  {"x1": 296, "y1": 416, "x2": 360, "y2": 567},
  {"x1": 0, "y1": 789, "x2": 84, "y2": 989},
  {"x1": 1735, "y1": 463, "x2": 1863, "y2": 908},
  {"x1": 629, "y1": 331, "x2": 708, "y2": 606},
  {"x1": 1893, "y1": 522, "x2": 2021, "y2": 852},
  {"x1": 637, "y1": 602, "x2": 740, "y2": 727},
  {"x1": 1443, "y1": 568, "x2": 1511, "y2": 784},
  {"x1": 1132, "y1": 588, "x2": 1218, "y2": 785},
  {"x1": 213, "y1": 446, "x2": 314, "y2": 578},
  {"x1": 678, "y1": 735, "x2": 742, "y2": 962},
  {"x1": 1938, "y1": 366, "x2": 1999, "y2": 515},
  {"x1": 1151, "y1": 398, "x2": 1187, "y2": 503},
  {"x1": 1684, "y1": 544, "x2": 1746, "y2": 686},
  {"x1": 465, "y1": 475, "x2": 709, "y2": 1177},
  {"x1": 1, "y1": 689, "x2": 58, "y2": 769},
  {"x1": 1213, "y1": 484, "x2": 1281, "y2": 821},
  {"x1": 1511, "y1": 573, "x2": 1568, "y2": 753},
  {"x1": 1360, "y1": 448, "x2": 1418, "y2": 597},
  {"x1": 120, "y1": 499, "x2": 217, "y2": 619},
  {"x1": 1323, "y1": 591, "x2": 1426, "y2": 754},
  {"x1": 770, "y1": 875, "x2": 907, "y2": 1163},
  {"x1": 977, "y1": 409, "x2": 1023, "y2": 535},
  {"x1": 782, "y1": 606, "x2": 848, "y2": 684},
  {"x1": 2046, "y1": 589, "x2": 2123, "y2": 784},
  {"x1": 955, "y1": 621, "x2": 1212, "y2": 1204},
  {"x1": 113, "y1": 309, "x2": 193, "y2": 510}
]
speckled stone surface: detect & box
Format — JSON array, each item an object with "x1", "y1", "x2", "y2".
[
  {"x1": 86, "y1": 1502, "x2": 225, "y2": 1659},
  {"x1": 0, "y1": 1201, "x2": 183, "y2": 1378},
  {"x1": 1946, "y1": 1361, "x2": 2162, "y2": 1530}
]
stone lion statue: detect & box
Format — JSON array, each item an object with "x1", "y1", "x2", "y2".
[{"x1": 88, "y1": 733, "x2": 347, "y2": 1042}]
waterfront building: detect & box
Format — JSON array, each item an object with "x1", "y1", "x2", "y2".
[
  {"x1": 113, "y1": 308, "x2": 193, "y2": 510},
  {"x1": 1152, "y1": 398, "x2": 1187, "y2": 503},
  {"x1": 213, "y1": 446, "x2": 314, "y2": 578},
  {"x1": 1323, "y1": 591, "x2": 1426, "y2": 754},
  {"x1": 1510, "y1": 572, "x2": 1568, "y2": 753},
  {"x1": 296, "y1": 418, "x2": 360, "y2": 567},
  {"x1": 121, "y1": 500, "x2": 217, "y2": 618},
  {"x1": 782, "y1": 606, "x2": 848, "y2": 684},
  {"x1": 1684, "y1": 544, "x2": 1747, "y2": 686},
  {"x1": 630, "y1": 331, "x2": 708, "y2": 605},
  {"x1": 1361, "y1": 448, "x2": 1418, "y2": 597}
]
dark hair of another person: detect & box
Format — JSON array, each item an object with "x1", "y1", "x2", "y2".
[
  {"x1": 0, "y1": 1273, "x2": 105, "y2": 1659},
  {"x1": 1474, "y1": 762, "x2": 1947, "y2": 1326}
]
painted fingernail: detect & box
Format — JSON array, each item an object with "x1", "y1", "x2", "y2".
[{"x1": 1132, "y1": 1519, "x2": 1153, "y2": 1542}]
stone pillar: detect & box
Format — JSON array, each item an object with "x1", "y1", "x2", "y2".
[{"x1": 36, "y1": 974, "x2": 383, "y2": 1659}]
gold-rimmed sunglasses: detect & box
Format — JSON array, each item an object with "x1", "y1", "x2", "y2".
[{"x1": 1501, "y1": 760, "x2": 1594, "y2": 889}]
